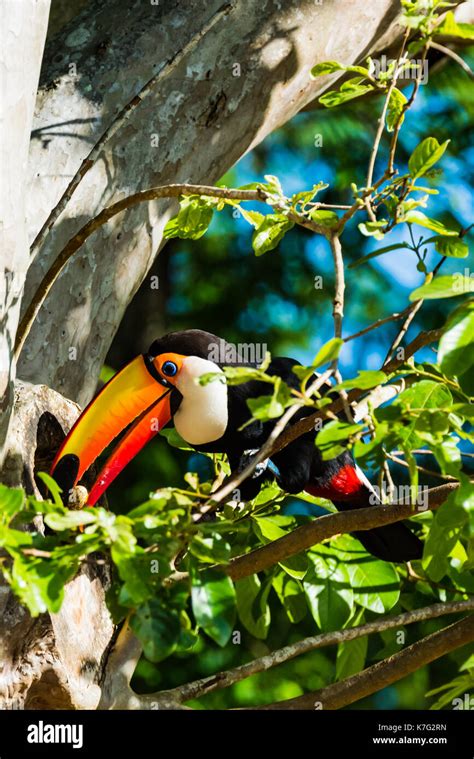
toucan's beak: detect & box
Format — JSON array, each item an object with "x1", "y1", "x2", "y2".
[{"x1": 50, "y1": 353, "x2": 183, "y2": 505}]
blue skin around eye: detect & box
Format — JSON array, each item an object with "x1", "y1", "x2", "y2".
[{"x1": 162, "y1": 361, "x2": 177, "y2": 376}]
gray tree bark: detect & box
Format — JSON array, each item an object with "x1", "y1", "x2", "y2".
[
  {"x1": 17, "y1": 0, "x2": 402, "y2": 408},
  {"x1": 0, "y1": 0, "x2": 51, "y2": 461}
]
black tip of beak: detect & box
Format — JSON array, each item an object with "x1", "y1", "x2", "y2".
[{"x1": 52, "y1": 453, "x2": 80, "y2": 504}]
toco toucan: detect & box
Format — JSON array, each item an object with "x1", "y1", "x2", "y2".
[{"x1": 50, "y1": 329, "x2": 423, "y2": 563}]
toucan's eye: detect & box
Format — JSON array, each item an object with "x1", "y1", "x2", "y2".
[{"x1": 162, "y1": 360, "x2": 178, "y2": 377}]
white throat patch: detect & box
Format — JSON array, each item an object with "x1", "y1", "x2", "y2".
[{"x1": 173, "y1": 356, "x2": 228, "y2": 445}]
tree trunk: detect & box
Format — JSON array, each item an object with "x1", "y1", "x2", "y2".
[
  {"x1": 0, "y1": 380, "x2": 114, "y2": 709},
  {"x1": 0, "y1": 0, "x2": 50, "y2": 460},
  {"x1": 17, "y1": 0, "x2": 402, "y2": 407}
]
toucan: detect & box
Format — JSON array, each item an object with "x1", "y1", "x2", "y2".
[{"x1": 50, "y1": 329, "x2": 423, "y2": 563}]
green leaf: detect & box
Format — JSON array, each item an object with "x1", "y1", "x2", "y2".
[
  {"x1": 435, "y1": 11, "x2": 474, "y2": 41},
  {"x1": 315, "y1": 420, "x2": 363, "y2": 460},
  {"x1": 309, "y1": 209, "x2": 339, "y2": 229},
  {"x1": 410, "y1": 274, "x2": 474, "y2": 301},
  {"x1": 310, "y1": 61, "x2": 344, "y2": 77},
  {"x1": 389, "y1": 380, "x2": 453, "y2": 449},
  {"x1": 334, "y1": 370, "x2": 387, "y2": 391},
  {"x1": 189, "y1": 534, "x2": 231, "y2": 564},
  {"x1": 433, "y1": 438, "x2": 462, "y2": 479},
  {"x1": 423, "y1": 489, "x2": 467, "y2": 582},
  {"x1": 291, "y1": 183, "x2": 328, "y2": 208},
  {"x1": 346, "y1": 557, "x2": 400, "y2": 613},
  {"x1": 235, "y1": 574, "x2": 271, "y2": 639},
  {"x1": 263, "y1": 174, "x2": 283, "y2": 195},
  {"x1": 246, "y1": 394, "x2": 283, "y2": 421},
  {"x1": 358, "y1": 220, "x2": 387, "y2": 240},
  {"x1": 253, "y1": 516, "x2": 308, "y2": 578},
  {"x1": 131, "y1": 600, "x2": 181, "y2": 662},
  {"x1": 336, "y1": 610, "x2": 367, "y2": 680},
  {"x1": 386, "y1": 88, "x2": 407, "y2": 132},
  {"x1": 44, "y1": 510, "x2": 97, "y2": 531},
  {"x1": 435, "y1": 237, "x2": 469, "y2": 259},
  {"x1": 163, "y1": 195, "x2": 216, "y2": 240},
  {"x1": 439, "y1": 301, "x2": 474, "y2": 379},
  {"x1": 408, "y1": 137, "x2": 450, "y2": 179},
  {"x1": 0, "y1": 485, "x2": 25, "y2": 524},
  {"x1": 246, "y1": 377, "x2": 291, "y2": 422},
  {"x1": 115, "y1": 552, "x2": 155, "y2": 606},
  {"x1": 191, "y1": 569, "x2": 236, "y2": 646},
  {"x1": 159, "y1": 427, "x2": 194, "y2": 450},
  {"x1": 37, "y1": 471, "x2": 64, "y2": 508},
  {"x1": 404, "y1": 211, "x2": 459, "y2": 236},
  {"x1": 319, "y1": 82, "x2": 374, "y2": 108},
  {"x1": 336, "y1": 634, "x2": 368, "y2": 680},
  {"x1": 251, "y1": 214, "x2": 294, "y2": 256},
  {"x1": 272, "y1": 572, "x2": 307, "y2": 624},
  {"x1": 303, "y1": 554, "x2": 353, "y2": 632},
  {"x1": 5, "y1": 551, "x2": 79, "y2": 616},
  {"x1": 238, "y1": 207, "x2": 265, "y2": 228},
  {"x1": 349, "y1": 242, "x2": 411, "y2": 269},
  {"x1": 312, "y1": 338, "x2": 343, "y2": 369}
]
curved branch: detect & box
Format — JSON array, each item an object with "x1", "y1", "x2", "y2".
[
  {"x1": 258, "y1": 613, "x2": 474, "y2": 709},
  {"x1": 224, "y1": 483, "x2": 457, "y2": 580},
  {"x1": 150, "y1": 600, "x2": 474, "y2": 705},
  {"x1": 14, "y1": 183, "x2": 330, "y2": 361}
]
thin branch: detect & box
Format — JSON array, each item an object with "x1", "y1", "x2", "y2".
[
  {"x1": 430, "y1": 40, "x2": 474, "y2": 79},
  {"x1": 383, "y1": 298, "x2": 423, "y2": 365},
  {"x1": 223, "y1": 483, "x2": 457, "y2": 581},
  {"x1": 343, "y1": 304, "x2": 413, "y2": 342},
  {"x1": 388, "y1": 452, "x2": 458, "y2": 482},
  {"x1": 388, "y1": 41, "x2": 430, "y2": 175},
  {"x1": 150, "y1": 600, "x2": 474, "y2": 705},
  {"x1": 365, "y1": 28, "x2": 410, "y2": 218},
  {"x1": 29, "y1": 2, "x2": 234, "y2": 259},
  {"x1": 393, "y1": 448, "x2": 474, "y2": 459},
  {"x1": 329, "y1": 234, "x2": 345, "y2": 345},
  {"x1": 327, "y1": 233, "x2": 353, "y2": 422},
  {"x1": 257, "y1": 614, "x2": 474, "y2": 709}
]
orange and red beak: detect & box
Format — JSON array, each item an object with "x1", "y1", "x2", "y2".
[{"x1": 50, "y1": 352, "x2": 185, "y2": 506}]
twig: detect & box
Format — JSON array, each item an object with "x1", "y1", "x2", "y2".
[
  {"x1": 406, "y1": 563, "x2": 474, "y2": 599},
  {"x1": 343, "y1": 304, "x2": 413, "y2": 342},
  {"x1": 393, "y1": 449, "x2": 474, "y2": 459},
  {"x1": 430, "y1": 40, "x2": 474, "y2": 79},
  {"x1": 365, "y1": 28, "x2": 410, "y2": 218},
  {"x1": 388, "y1": 41, "x2": 430, "y2": 174},
  {"x1": 383, "y1": 298, "x2": 423, "y2": 365},
  {"x1": 327, "y1": 232, "x2": 353, "y2": 422},
  {"x1": 388, "y1": 452, "x2": 458, "y2": 482},
  {"x1": 329, "y1": 234, "x2": 345, "y2": 346},
  {"x1": 256, "y1": 614, "x2": 474, "y2": 709},
  {"x1": 151, "y1": 600, "x2": 474, "y2": 704},
  {"x1": 29, "y1": 2, "x2": 234, "y2": 259}
]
